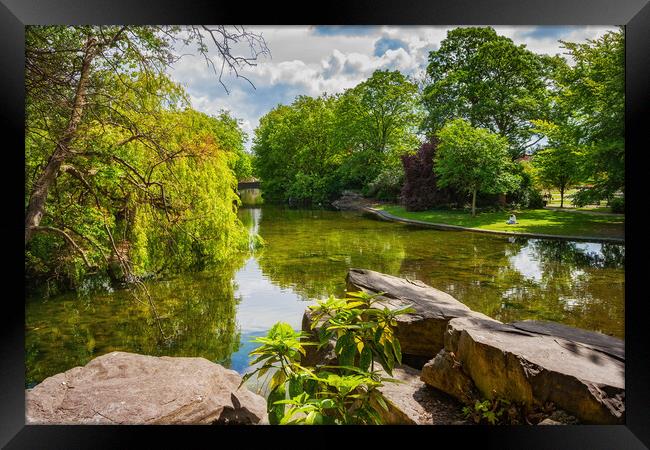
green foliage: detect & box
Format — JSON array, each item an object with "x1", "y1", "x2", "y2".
[
  {"x1": 462, "y1": 398, "x2": 518, "y2": 425},
  {"x1": 364, "y1": 165, "x2": 405, "y2": 201},
  {"x1": 335, "y1": 70, "x2": 422, "y2": 186},
  {"x1": 550, "y1": 29, "x2": 624, "y2": 204},
  {"x1": 608, "y1": 197, "x2": 624, "y2": 214},
  {"x1": 24, "y1": 26, "x2": 251, "y2": 289},
  {"x1": 507, "y1": 161, "x2": 545, "y2": 209},
  {"x1": 462, "y1": 397, "x2": 560, "y2": 425},
  {"x1": 241, "y1": 292, "x2": 414, "y2": 425},
  {"x1": 253, "y1": 70, "x2": 421, "y2": 206},
  {"x1": 435, "y1": 119, "x2": 520, "y2": 215},
  {"x1": 422, "y1": 26, "x2": 555, "y2": 158},
  {"x1": 308, "y1": 291, "x2": 414, "y2": 374},
  {"x1": 530, "y1": 120, "x2": 584, "y2": 208},
  {"x1": 253, "y1": 96, "x2": 344, "y2": 205}
]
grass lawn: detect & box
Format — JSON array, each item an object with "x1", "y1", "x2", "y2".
[
  {"x1": 543, "y1": 188, "x2": 615, "y2": 213},
  {"x1": 377, "y1": 205, "x2": 624, "y2": 239}
]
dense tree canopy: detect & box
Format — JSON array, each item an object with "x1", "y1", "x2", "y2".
[
  {"x1": 435, "y1": 119, "x2": 519, "y2": 216},
  {"x1": 335, "y1": 70, "x2": 422, "y2": 188},
  {"x1": 253, "y1": 70, "x2": 422, "y2": 205},
  {"x1": 422, "y1": 27, "x2": 557, "y2": 159},
  {"x1": 25, "y1": 25, "x2": 265, "y2": 289},
  {"x1": 552, "y1": 29, "x2": 624, "y2": 205}
]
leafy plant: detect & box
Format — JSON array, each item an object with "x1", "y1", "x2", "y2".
[
  {"x1": 308, "y1": 291, "x2": 414, "y2": 375},
  {"x1": 240, "y1": 291, "x2": 414, "y2": 425},
  {"x1": 608, "y1": 196, "x2": 624, "y2": 214},
  {"x1": 462, "y1": 396, "x2": 546, "y2": 425},
  {"x1": 463, "y1": 398, "x2": 510, "y2": 425}
]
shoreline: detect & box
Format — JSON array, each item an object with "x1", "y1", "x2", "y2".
[{"x1": 360, "y1": 205, "x2": 625, "y2": 244}]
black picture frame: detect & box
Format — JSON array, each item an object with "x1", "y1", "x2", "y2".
[{"x1": 2, "y1": 0, "x2": 648, "y2": 447}]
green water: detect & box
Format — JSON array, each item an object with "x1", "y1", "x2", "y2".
[{"x1": 25, "y1": 203, "x2": 625, "y2": 387}]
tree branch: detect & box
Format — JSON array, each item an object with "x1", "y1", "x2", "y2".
[{"x1": 32, "y1": 226, "x2": 94, "y2": 269}]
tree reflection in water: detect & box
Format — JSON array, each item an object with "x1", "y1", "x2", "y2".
[{"x1": 26, "y1": 204, "x2": 624, "y2": 386}]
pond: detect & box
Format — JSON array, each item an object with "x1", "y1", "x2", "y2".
[{"x1": 25, "y1": 203, "x2": 625, "y2": 387}]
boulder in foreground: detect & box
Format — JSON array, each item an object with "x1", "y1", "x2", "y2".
[
  {"x1": 437, "y1": 315, "x2": 625, "y2": 424},
  {"x1": 344, "y1": 268, "x2": 625, "y2": 425},
  {"x1": 26, "y1": 351, "x2": 267, "y2": 425},
  {"x1": 346, "y1": 268, "x2": 474, "y2": 358}
]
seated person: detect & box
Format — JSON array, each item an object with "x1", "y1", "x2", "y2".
[{"x1": 507, "y1": 214, "x2": 517, "y2": 225}]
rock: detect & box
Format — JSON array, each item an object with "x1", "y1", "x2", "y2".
[
  {"x1": 26, "y1": 351, "x2": 267, "y2": 425},
  {"x1": 346, "y1": 268, "x2": 474, "y2": 358},
  {"x1": 375, "y1": 365, "x2": 468, "y2": 425},
  {"x1": 538, "y1": 418, "x2": 563, "y2": 425},
  {"x1": 509, "y1": 320, "x2": 624, "y2": 361},
  {"x1": 331, "y1": 191, "x2": 365, "y2": 211},
  {"x1": 302, "y1": 268, "x2": 625, "y2": 425},
  {"x1": 440, "y1": 314, "x2": 624, "y2": 424},
  {"x1": 420, "y1": 349, "x2": 479, "y2": 404}
]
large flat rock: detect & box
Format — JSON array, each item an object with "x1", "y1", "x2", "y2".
[
  {"x1": 435, "y1": 315, "x2": 625, "y2": 424},
  {"x1": 26, "y1": 351, "x2": 267, "y2": 425},
  {"x1": 376, "y1": 365, "x2": 468, "y2": 425},
  {"x1": 346, "y1": 268, "x2": 474, "y2": 358},
  {"x1": 305, "y1": 268, "x2": 625, "y2": 425}
]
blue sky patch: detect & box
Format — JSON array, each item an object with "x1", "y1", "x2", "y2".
[
  {"x1": 373, "y1": 36, "x2": 409, "y2": 57},
  {"x1": 520, "y1": 26, "x2": 577, "y2": 40},
  {"x1": 312, "y1": 25, "x2": 380, "y2": 37}
]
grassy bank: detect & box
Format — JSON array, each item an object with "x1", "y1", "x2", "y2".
[{"x1": 377, "y1": 205, "x2": 624, "y2": 239}]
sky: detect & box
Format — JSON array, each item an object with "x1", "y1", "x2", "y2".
[{"x1": 168, "y1": 25, "x2": 617, "y2": 151}]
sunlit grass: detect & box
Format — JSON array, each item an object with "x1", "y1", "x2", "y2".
[
  {"x1": 542, "y1": 189, "x2": 619, "y2": 213},
  {"x1": 378, "y1": 205, "x2": 624, "y2": 238}
]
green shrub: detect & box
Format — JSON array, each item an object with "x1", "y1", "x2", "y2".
[
  {"x1": 365, "y1": 167, "x2": 405, "y2": 201},
  {"x1": 608, "y1": 196, "x2": 624, "y2": 213},
  {"x1": 241, "y1": 291, "x2": 414, "y2": 425}
]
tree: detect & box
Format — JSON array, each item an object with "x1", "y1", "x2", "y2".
[
  {"x1": 422, "y1": 27, "x2": 556, "y2": 159},
  {"x1": 553, "y1": 29, "x2": 624, "y2": 205},
  {"x1": 400, "y1": 139, "x2": 460, "y2": 211},
  {"x1": 531, "y1": 120, "x2": 584, "y2": 208},
  {"x1": 25, "y1": 25, "x2": 268, "y2": 244},
  {"x1": 252, "y1": 95, "x2": 344, "y2": 205},
  {"x1": 335, "y1": 70, "x2": 422, "y2": 187},
  {"x1": 435, "y1": 119, "x2": 519, "y2": 216},
  {"x1": 253, "y1": 70, "x2": 423, "y2": 206},
  {"x1": 25, "y1": 25, "x2": 266, "y2": 287}
]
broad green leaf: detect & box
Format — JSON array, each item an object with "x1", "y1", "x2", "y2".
[{"x1": 267, "y1": 382, "x2": 286, "y2": 425}]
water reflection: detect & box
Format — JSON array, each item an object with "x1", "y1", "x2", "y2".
[
  {"x1": 239, "y1": 188, "x2": 263, "y2": 206},
  {"x1": 252, "y1": 206, "x2": 624, "y2": 338},
  {"x1": 26, "y1": 263, "x2": 245, "y2": 387},
  {"x1": 26, "y1": 204, "x2": 624, "y2": 386}
]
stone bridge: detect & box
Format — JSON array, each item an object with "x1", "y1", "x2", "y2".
[{"x1": 237, "y1": 179, "x2": 260, "y2": 190}]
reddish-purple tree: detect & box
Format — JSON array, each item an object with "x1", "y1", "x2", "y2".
[{"x1": 400, "y1": 139, "x2": 459, "y2": 211}]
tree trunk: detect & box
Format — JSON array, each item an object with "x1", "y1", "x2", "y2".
[
  {"x1": 24, "y1": 36, "x2": 98, "y2": 244},
  {"x1": 560, "y1": 186, "x2": 565, "y2": 208},
  {"x1": 471, "y1": 189, "x2": 477, "y2": 217}
]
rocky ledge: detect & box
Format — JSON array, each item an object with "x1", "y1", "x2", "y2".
[
  {"x1": 301, "y1": 268, "x2": 625, "y2": 425},
  {"x1": 26, "y1": 351, "x2": 267, "y2": 425}
]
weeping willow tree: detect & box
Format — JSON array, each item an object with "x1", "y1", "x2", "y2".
[{"x1": 25, "y1": 25, "x2": 267, "y2": 291}]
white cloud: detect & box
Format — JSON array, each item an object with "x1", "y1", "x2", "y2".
[{"x1": 167, "y1": 25, "x2": 618, "y2": 150}]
